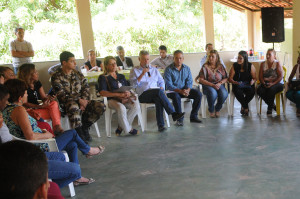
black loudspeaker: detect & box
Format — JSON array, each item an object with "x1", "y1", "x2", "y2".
[{"x1": 261, "y1": 7, "x2": 285, "y2": 43}]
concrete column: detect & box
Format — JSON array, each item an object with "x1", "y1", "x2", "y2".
[
  {"x1": 75, "y1": 0, "x2": 95, "y2": 59},
  {"x1": 253, "y1": 12, "x2": 261, "y2": 51},
  {"x1": 293, "y1": 1, "x2": 300, "y2": 65},
  {"x1": 246, "y1": 10, "x2": 254, "y2": 50},
  {"x1": 202, "y1": 0, "x2": 214, "y2": 46}
]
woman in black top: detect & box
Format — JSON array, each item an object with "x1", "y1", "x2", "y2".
[
  {"x1": 228, "y1": 51, "x2": 256, "y2": 116},
  {"x1": 84, "y1": 49, "x2": 103, "y2": 71},
  {"x1": 18, "y1": 63, "x2": 64, "y2": 133}
]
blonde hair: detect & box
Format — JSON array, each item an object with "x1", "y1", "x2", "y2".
[
  {"x1": 103, "y1": 56, "x2": 116, "y2": 75},
  {"x1": 204, "y1": 50, "x2": 221, "y2": 67}
]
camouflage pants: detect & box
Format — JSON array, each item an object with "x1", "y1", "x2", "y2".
[{"x1": 65, "y1": 100, "x2": 106, "y2": 129}]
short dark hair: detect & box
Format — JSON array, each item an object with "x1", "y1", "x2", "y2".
[
  {"x1": 14, "y1": 27, "x2": 24, "y2": 33},
  {"x1": 116, "y1": 46, "x2": 124, "y2": 51},
  {"x1": 0, "y1": 84, "x2": 9, "y2": 100},
  {"x1": 60, "y1": 51, "x2": 75, "y2": 65},
  {"x1": 173, "y1": 50, "x2": 184, "y2": 57},
  {"x1": 139, "y1": 50, "x2": 149, "y2": 57},
  {"x1": 205, "y1": 43, "x2": 213, "y2": 50},
  {"x1": 0, "y1": 140, "x2": 48, "y2": 199},
  {"x1": 4, "y1": 79, "x2": 27, "y2": 103},
  {"x1": 159, "y1": 45, "x2": 167, "y2": 51}
]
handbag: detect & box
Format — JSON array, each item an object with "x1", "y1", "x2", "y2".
[
  {"x1": 290, "y1": 79, "x2": 300, "y2": 91},
  {"x1": 237, "y1": 81, "x2": 251, "y2": 89},
  {"x1": 104, "y1": 75, "x2": 136, "y2": 104}
]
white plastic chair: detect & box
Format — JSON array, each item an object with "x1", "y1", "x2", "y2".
[
  {"x1": 140, "y1": 102, "x2": 170, "y2": 130},
  {"x1": 103, "y1": 96, "x2": 144, "y2": 137},
  {"x1": 12, "y1": 136, "x2": 76, "y2": 197},
  {"x1": 199, "y1": 84, "x2": 230, "y2": 118},
  {"x1": 61, "y1": 116, "x2": 101, "y2": 138},
  {"x1": 228, "y1": 91, "x2": 256, "y2": 116}
]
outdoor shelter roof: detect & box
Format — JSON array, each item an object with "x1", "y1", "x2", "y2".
[{"x1": 215, "y1": 0, "x2": 293, "y2": 18}]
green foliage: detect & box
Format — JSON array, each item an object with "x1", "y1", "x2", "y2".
[{"x1": 0, "y1": 0, "x2": 248, "y2": 64}]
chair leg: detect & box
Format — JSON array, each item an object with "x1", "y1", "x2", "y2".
[
  {"x1": 62, "y1": 151, "x2": 76, "y2": 197},
  {"x1": 141, "y1": 104, "x2": 148, "y2": 131},
  {"x1": 137, "y1": 105, "x2": 145, "y2": 132},
  {"x1": 275, "y1": 93, "x2": 280, "y2": 115},
  {"x1": 281, "y1": 93, "x2": 286, "y2": 115},
  {"x1": 226, "y1": 96, "x2": 231, "y2": 116},
  {"x1": 94, "y1": 123, "x2": 101, "y2": 138},
  {"x1": 201, "y1": 95, "x2": 207, "y2": 118},
  {"x1": 229, "y1": 93, "x2": 235, "y2": 116},
  {"x1": 105, "y1": 108, "x2": 112, "y2": 137},
  {"x1": 164, "y1": 110, "x2": 170, "y2": 128}
]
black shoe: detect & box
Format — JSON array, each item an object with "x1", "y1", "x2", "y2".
[
  {"x1": 129, "y1": 129, "x2": 139, "y2": 135},
  {"x1": 115, "y1": 127, "x2": 123, "y2": 136},
  {"x1": 190, "y1": 118, "x2": 202, "y2": 123},
  {"x1": 172, "y1": 112, "x2": 185, "y2": 121},
  {"x1": 267, "y1": 110, "x2": 272, "y2": 116},
  {"x1": 158, "y1": 126, "x2": 166, "y2": 132},
  {"x1": 176, "y1": 120, "x2": 184, "y2": 126}
]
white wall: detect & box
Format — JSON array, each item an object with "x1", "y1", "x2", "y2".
[{"x1": 4, "y1": 50, "x2": 291, "y2": 92}]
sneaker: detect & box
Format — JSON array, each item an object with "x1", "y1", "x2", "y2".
[
  {"x1": 158, "y1": 126, "x2": 167, "y2": 132},
  {"x1": 172, "y1": 112, "x2": 185, "y2": 121},
  {"x1": 176, "y1": 120, "x2": 184, "y2": 126},
  {"x1": 129, "y1": 129, "x2": 139, "y2": 135}
]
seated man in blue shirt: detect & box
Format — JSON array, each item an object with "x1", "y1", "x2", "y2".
[
  {"x1": 130, "y1": 50, "x2": 184, "y2": 132},
  {"x1": 164, "y1": 50, "x2": 202, "y2": 126},
  {"x1": 200, "y1": 43, "x2": 225, "y2": 69}
]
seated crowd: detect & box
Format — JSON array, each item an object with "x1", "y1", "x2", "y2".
[{"x1": 1, "y1": 43, "x2": 300, "y2": 198}]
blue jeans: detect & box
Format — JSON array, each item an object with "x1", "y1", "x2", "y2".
[
  {"x1": 203, "y1": 84, "x2": 228, "y2": 113},
  {"x1": 286, "y1": 89, "x2": 300, "y2": 109},
  {"x1": 139, "y1": 89, "x2": 175, "y2": 127},
  {"x1": 46, "y1": 152, "x2": 81, "y2": 188},
  {"x1": 55, "y1": 129, "x2": 90, "y2": 164},
  {"x1": 167, "y1": 88, "x2": 202, "y2": 121}
]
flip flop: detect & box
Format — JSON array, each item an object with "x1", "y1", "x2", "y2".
[
  {"x1": 74, "y1": 178, "x2": 95, "y2": 186},
  {"x1": 86, "y1": 146, "x2": 105, "y2": 158}
]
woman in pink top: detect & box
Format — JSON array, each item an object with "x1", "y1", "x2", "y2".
[{"x1": 195, "y1": 50, "x2": 228, "y2": 118}]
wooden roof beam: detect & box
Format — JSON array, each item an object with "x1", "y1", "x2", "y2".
[{"x1": 237, "y1": 0, "x2": 262, "y2": 9}]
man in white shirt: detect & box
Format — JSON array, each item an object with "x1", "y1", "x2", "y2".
[
  {"x1": 150, "y1": 45, "x2": 173, "y2": 69},
  {"x1": 200, "y1": 43, "x2": 225, "y2": 69},
  {"x1": 130, "y1": 50, "x2": 184, "y2": 132},
  {"x1": 115, "y1": 46, "x2": 134, "y2": 69},
  {"x1": 9, "y1": 27, "x2": 34, "y2": 74}
]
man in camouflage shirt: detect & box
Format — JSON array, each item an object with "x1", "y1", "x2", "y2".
[{"x1": 51, "y1": 51, "x2": 105, "y2": 142}]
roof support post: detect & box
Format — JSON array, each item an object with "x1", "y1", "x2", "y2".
[
  {"x1": 202, "y1": 0, "x2": 215, "y2": 46},
  {"x1": 75, "y1": 0, "x2": 95, "y2": 60},
  {"x1": 293, "y1": 0, "x2": 300, "y2": 65}
]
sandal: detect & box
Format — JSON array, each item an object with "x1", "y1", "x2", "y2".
[
  {"x1": 74, "y1": 178, "x2": 95, "y2": 186},
  {"x1": 209, "y1": 112, "x2": 215, "y2": 118},
  {"x1": 86, "y1": 146, "x2": 105, "y2": 158},
  {"x1": 215, "y1": 112, "x2": 220, "y2": 118},
  {"x1": 243, "y1": 109, "x2": 249, "y2": 116}
]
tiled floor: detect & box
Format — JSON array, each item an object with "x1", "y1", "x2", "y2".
[{"x1": 61, "y1": 100, "x2": 300, "y2": 199}]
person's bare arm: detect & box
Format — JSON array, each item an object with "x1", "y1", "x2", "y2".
[
  {"x1": 11, "y1": 106, "x2": 53, "y2": 140},
  {"x1": 250, "y1": 64, "x2": 257, "y2": 85},
  {"x1": 228, "y1": 66, "x2": 238, "y2": 85}
]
